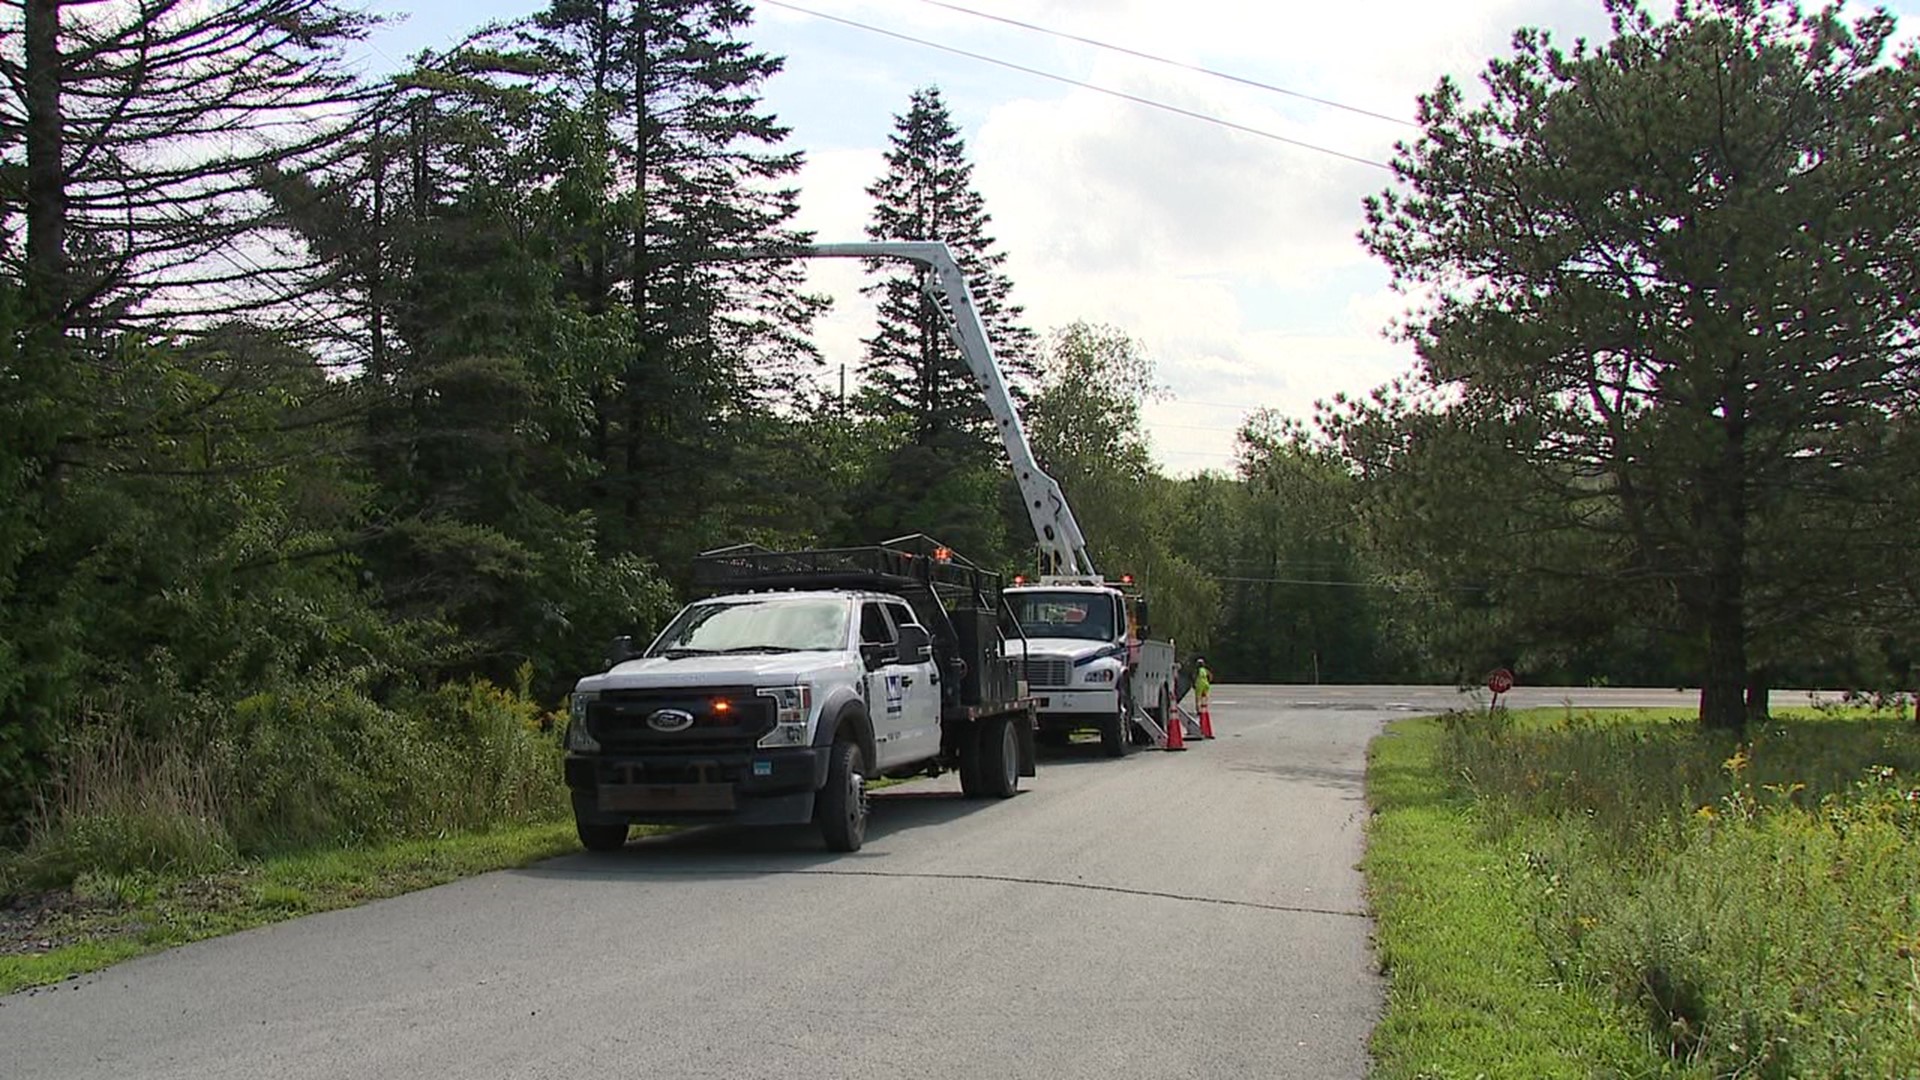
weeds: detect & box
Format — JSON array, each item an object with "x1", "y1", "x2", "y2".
[
  {"x1": 1434, "y1": 706, "x2": 1920, "y2": 1078},
  {"x1": 1, "y1": 673, "x2": 566, "y2": 898}
]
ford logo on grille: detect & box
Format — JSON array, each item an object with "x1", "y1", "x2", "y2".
[{"x1": 646, "y1": 708, "x2": 695, "y2": 733}]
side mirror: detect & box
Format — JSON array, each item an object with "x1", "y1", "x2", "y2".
[
  {"x1": 605, "y1": 635, "x2": 638, "y2": 669},
  {"x1": 897, "y1": 624, "x2": 933, "y2": 664},
  {"x1": 1136, "y1": 599, "x2": 1151, "y2": 637}
]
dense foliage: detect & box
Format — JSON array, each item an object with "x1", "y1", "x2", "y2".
[
  {"x1": 1351, "y1": 0, "x2": 1920, "y2": 728},
  {"x1": 3, "y1": 0, "x2": 1916, "y2": 866}
]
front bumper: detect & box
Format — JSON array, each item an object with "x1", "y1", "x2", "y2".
[
  {"x1": 1029, "y1": 688, "x2": 1119, "y2": 716},
  {"x1": 566, "y1": 746, "x2": 830, "y2": 826}
]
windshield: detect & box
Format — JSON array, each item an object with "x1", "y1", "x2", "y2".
[
  {"x1": 1009, "y1": 591, "x2": 1115, "y2": 643},
  {"x1": 647, "y1": 597, "x2": 850, "y2": 656}
]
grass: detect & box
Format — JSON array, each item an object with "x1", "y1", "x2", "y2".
[
  {"x1": 1364, "y1": 716, "x2": 1663, "y2": 1079},
  {"x1": 0, "y1": 820, "x2": 642, "y2": 995},
  {"x1": 1365, "y1": 705, "x2": 1920, "y2": 1079}
]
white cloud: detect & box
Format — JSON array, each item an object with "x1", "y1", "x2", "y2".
[
  {"x1": 751, "y1": 1, "x2": 1647, "y2": 473},
  {"x1": 356, "y1": 0, "x2": 1920, "y2": 484}
]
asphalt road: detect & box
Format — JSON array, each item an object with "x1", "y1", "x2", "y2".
[{"x1": 0, "y1": 683, "x2": 1817, "y2": 1078}]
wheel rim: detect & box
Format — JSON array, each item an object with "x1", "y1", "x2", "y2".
[
  {"x1": 848, "y1": 755, "x2": 867, "y2": 836},
  {"x1": 999, "y1": 722, "x2": 1017, "y2": 788}
]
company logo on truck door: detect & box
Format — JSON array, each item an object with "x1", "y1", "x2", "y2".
[
  {"x1": 883, "y1": 674, "x2": 905, "y2": 717},
  {"x1": 646, "y1": 708, "x2": 695, "y2": 732}
]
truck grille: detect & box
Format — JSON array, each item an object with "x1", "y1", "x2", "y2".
[
  {"x1": 587, "y1": 687, "x2": 774, "y2": 752},
  {"x1": 1019, "y1": 656, "x2": 1072, "y2": 688}
]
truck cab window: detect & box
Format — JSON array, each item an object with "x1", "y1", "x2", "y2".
[
  {"x1": 882, "y1": 602, "x2": 920, "y2": 639},
  {"x1": 860, "y1": 603, "x2": 897, "y2": 649},
  {"x1": 1009, "y1": 592, "x2": 1115, "y2": 642}
]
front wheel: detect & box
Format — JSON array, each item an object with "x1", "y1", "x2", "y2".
[
  {"x1": 1100, "y1": 685, "x2": 1134, "y2": 758},
  {"x1": 575, "y1": 817, "x2": 628, "y2": 853},
  {"x1": 816, "y1": 739, "x2": 869, "y2": 852}
]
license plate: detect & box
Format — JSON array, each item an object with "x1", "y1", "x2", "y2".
[{"x1": 599, "y1": 784, "x2": 736, "y2": 812}]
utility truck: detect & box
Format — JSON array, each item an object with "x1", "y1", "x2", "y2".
[
  {"x1": 1005, "y1": 576, "x2": 1177, "y2": 757},
  {"x1": 564, "y1": 536, "x2": 1036, "y2": 853},
  {"x1": 563, "y1": 240, "x2": 1183, "y2": 854},
  {"x1": 794, "y1": 241, "x2": 1182, "y2": 758}
]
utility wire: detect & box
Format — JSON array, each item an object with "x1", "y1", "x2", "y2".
[
  {"x1": 756, "y1": 0, "x2": 1391, "y2": 170},
  {"x1": 909, "y1": 0, "x2": 1415, "y2": 128}
]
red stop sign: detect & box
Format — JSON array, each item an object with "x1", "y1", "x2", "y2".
[{"x1": 1487, "y1": 668, "x2": 1515, "y2": 695}]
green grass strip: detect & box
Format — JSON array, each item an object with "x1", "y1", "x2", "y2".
[
  {"x1": 0, "y1": 820, "x2": 624, "y2": 995},
  {"x1": 1364, "y1": 716, "x2": 1666, "y2": 1080}
]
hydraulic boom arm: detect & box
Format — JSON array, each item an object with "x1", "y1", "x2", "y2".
[{"x1": 722, "y1": 241, "x2": 1096, "y2": 577}]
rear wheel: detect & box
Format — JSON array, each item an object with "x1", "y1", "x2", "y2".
[
  {"x1": 816, "y1": 739, "x2": 868, "y2": 852},
  {"x1": 976, "y1": 716, "x2": 1020, "y2": 798}
]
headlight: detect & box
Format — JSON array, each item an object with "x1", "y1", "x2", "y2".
[
  {"x1": 1081, "y1": 666, "x2": 1119, "y2": 685},
  {"x1": 756, "y1": 685, "x2": 813, "y2": 748},
  {"x1": 567, "y1": 691, "x2": 601, "y2": 753}
]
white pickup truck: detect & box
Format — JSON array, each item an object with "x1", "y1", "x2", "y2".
[
  {"x1": 564, "y1": 541, "x2": 1036, "y2": 852},
  {"x1": 1005, "y1": 579, "x2": 1178, "y2": 757}
]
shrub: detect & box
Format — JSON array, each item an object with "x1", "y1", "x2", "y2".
[
  {"x1": 3, "y1": 725, "x2": 236, "y2": 892},
  {"x1": 3, "y1": 673, "x2": 564, "y2": 896}
]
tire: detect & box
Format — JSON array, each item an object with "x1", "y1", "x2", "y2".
[
  {"x1": 816, "y1": 739, "x2": 868, "y2": 852},
  {"x1": 576, "y1": 816, "x2": 628, "y2": 853},
  {"x1": 1100, "y1": 684, "x2": 1133, "y2": 758},
  {"x1": 975, "y1": 716, "x2": 1020, "y2": 799}
]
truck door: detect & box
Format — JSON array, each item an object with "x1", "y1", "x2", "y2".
[
  {"x1": 859, "y1": 602, "x2": 915, "y2": 770},
  {"x1": 882, "y1": 600, "x2": 942, "y2": 764}
]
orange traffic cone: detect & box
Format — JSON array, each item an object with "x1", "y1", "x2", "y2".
[
  {"x1": 1199, "y1": 701, "x2": 1215, "y2": 740},
  {"x1": 1164, "y1": 706, "x2": 1187, "y2": 751}
]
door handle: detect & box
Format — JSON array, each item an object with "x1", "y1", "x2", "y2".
[{"x1": 901, "y1": 676, "x2": 915, "y2": 687}]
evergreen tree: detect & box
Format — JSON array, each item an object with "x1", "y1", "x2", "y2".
[
  {"x1": 1359, "y1": 0, "x2": 1920, "y2": 729},
  {"x1": 522, "y1": 0, "x2": 825, "y2": 571},
  {"x1": 4, "y1": 0, "x2": 375, "y2": 335},
  {"x1": 860, "y1": 86, "x2": 1034, "y2": 458}
]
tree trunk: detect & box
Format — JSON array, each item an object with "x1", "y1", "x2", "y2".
[
  {"x1": 24, "y1": 0, "x2": 66, "y2": 325},
  {"x1": 1744, "y1": 667, "x2": 1770, "y2": 725},
  {"x1": 1700, "y1": 610, "x2": 1746, "y2": 733},
  {"x1": 1699, "y1": 377, "x2": 1750, "y2": 734}
]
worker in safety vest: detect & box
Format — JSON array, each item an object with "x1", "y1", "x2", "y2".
[{"x1": 1192, "y1": 657, "x2": 1216, "y2": 739}]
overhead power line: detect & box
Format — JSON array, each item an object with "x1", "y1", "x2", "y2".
[
  {"x1": 909, "y1": 0, "x2": 1415, "y2": 128},
  {"x1": 756, "y1": 0, "x2": 1392, "y2": 170}
]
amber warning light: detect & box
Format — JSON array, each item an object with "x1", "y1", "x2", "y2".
[{"x1": 711, "y1": 699, "x2": 733, "y2": 715}]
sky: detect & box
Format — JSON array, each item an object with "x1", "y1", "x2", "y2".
[{"x1": 359, "y1": 0, "x2": 1918, "y2": 476}]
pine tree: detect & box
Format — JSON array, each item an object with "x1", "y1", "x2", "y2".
[
  {"x1": 860, "y1": 86, "x2": 1035, "y2": 459},
  {"x1": 523, "y1": 0, "x2": 825, "y2": 568},
  {"x1": 5, "y1": 0, "x2": 375, "y2": 335}
]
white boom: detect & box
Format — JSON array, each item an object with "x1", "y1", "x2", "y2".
[{"x1": 721, "y1": 241, "x2": 1096, "y2": 577}]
